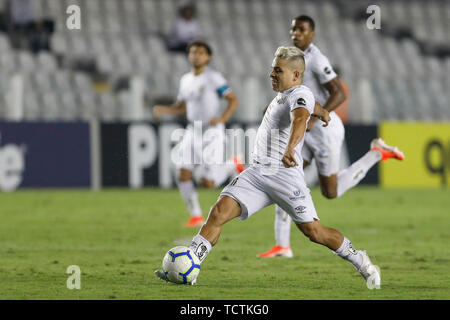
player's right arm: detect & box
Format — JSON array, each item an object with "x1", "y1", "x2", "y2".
[
  {"x1": 153, "y1": 100, "x2": 187, "y2": 118},
  {"x1": 282, "y1": 107, "x2": 310, "y2": 168}
]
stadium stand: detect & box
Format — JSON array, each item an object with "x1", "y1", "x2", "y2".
[{"x1": 0, "y1": 0, "x2": 448, "y2": 122}]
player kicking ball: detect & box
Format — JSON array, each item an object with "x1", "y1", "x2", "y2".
[
  {"x1": 259, "y1": 15, "x2": 404, "y2": 258},
  {"x1": 156, "y1": 46, "x2": 381, "y2": 288},
  {"x1": 153, "y1": 40, "x2": 242, "y2": 228}
]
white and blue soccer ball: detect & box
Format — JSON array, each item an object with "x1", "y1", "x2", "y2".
[{"x1": 162, "y1": 246, "x2": 201, "y2": 284}]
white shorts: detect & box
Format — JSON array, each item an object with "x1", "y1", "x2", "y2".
[
  {"x1": 302, "y1": 112, "x2": 345, "y2": 177},
  {"x1": 220, "y1": 165, "x2": 319, "y2": 224},
  {"x1": 173, "y1": 123, "x2": 226, "y2": 182}
]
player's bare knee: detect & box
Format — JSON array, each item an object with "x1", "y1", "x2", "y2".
[
  {"x1": 319, "y1": 175, "x2": 338, "y2": 199},
  {"x1": 179, "y1": 169, "x2": 192, "y2": 182},
  {"x1": 322, "y1": 188, "x2": 337, "y2": 199},
  {"x1": 201, "y1": 179, "x2": 215, "y2": 189}
]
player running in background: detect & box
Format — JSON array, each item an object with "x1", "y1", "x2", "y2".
[
  {"x1": 153, "y1": 40, "x2": 241, "y2": 228},
  {"x1": 259, "y1": 15, "x2": 404, "y2": 258},
  {"x1": 156, "y1": 46, "x2": 381, "y2": 288}
]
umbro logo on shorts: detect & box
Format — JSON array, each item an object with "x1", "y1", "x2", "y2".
[
  {"x1": 295, "y1": 205, "x2": 307, "y2": 214},
  {"x1": 324, "y1": 66, "x2": 331, "y2": 75}
]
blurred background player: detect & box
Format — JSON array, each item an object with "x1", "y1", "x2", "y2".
[
  {"x1": 259, "y1": 15, "x2": 405, "y2": 258},
  {"x1": 153, "y1": 40, "x2": 240, "y2": 227}
]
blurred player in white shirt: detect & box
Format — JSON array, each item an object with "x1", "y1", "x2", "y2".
[
  {"x1": 156, "y1": 46, "x2": 381, "y2": 288},
  {"x1": 259, "y1": 15, "x2": 404, "y2": 258},
  {"x1": 153, "y1": 40, "x2": 241, "y2": 227}
]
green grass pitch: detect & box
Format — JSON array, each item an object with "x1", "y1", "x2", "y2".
[{"x1": 0, "y1": 187, "x2": 448, "y2": 300}]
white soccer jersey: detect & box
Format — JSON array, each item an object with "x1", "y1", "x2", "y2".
[
  {"x1": 177, "y1": 67, "x2": 231, "y2": 124},
  {"x1": 302, "y1": 43, "x2": 337, "y2": 107},
  {"x1": 252, "y1": 85, "x2": 315, "y2": 167}
]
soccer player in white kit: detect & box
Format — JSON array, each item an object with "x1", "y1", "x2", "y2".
[
  {"x1": 153, "y1": 40, "x2": 241, "y2": 227},
  {"x1": 156, "y1": 46, "x2": 381, "y2": 288},
  {"x1": 259, "y1": 16, "x2": 405, "y2": 258}
]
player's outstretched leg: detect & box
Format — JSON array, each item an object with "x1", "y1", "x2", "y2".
[
  {"x1": 191, "y1": 195, "x2": 242, "y2": 258},
  {"x1": 296, "y1": 220, "x2": 380, "y2": 288},
  {"x1": 258, "y1": 205, "x2": 293, "y2": 258},
  {"x1": 335, "y1": 138, "x2": 404, "y2": 198},
  {"x1": 155, "y1": 196, "x2": 241, "y2": 284}
]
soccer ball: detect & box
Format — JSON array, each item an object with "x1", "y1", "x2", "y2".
[{"x1": 162, "y1": 246, "x2": 201, "y2": 284}]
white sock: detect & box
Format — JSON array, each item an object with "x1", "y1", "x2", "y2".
[
  {"x1": 190, "y1": 234, "x2": 212, "y2": 262},
  {"x1": 178, "y1": 180, "x2": 202, "y2": 217},
  {"x1": 275, "y1": 205, "x2": 291, "y2": 247},
  {"x1": 334, "y1": 237, "x2": 363, "y2": 269},
  {"x1": 336, "y1": 150, "x2": 382, "y2": 197}
]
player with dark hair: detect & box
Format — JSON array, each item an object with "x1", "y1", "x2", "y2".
[
  {"x1": 258, "y1": 15, "x2": 404, "y2": 258},
  {"x1": 153, "y1": 40, "x2": 241, "y2": 227}
]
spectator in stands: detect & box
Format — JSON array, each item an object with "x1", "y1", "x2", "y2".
[
  {"x1": 6, "y1": 0, "x2": 35, "y2": 50},
  {"x1": 6, "y1": 0, "x2": 53, "y2": 53},
  {"x1": 165, "y1": 3, "x2": 203, "y2": 53}
]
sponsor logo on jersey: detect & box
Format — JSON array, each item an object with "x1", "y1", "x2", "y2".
[
  {"x1": 297, "y1": 98, "x2": 306, "y2": 106},
  {"x1": 277, "y1": 97, "x2": 287, "y2": 104}
]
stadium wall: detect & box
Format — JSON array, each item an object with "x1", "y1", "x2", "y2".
[
  {"x1": 0, "y1": 121, "x2": 448, "y2": 191},
  {"x1": 0, "y1": 122, "x2": 91, "y2": 190},
  {"x1": 379, "y1": 122, "x2": 450, "y2": 188}
]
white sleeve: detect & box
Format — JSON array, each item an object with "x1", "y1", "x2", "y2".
[
  {"x1": 212, "y1": 72, "x2": 232, "y2": 98},
  {"x1": 289, "y1": 89, "x2": 315, "y2": 114},
  {"x1": 176, "y1": 77, "x2": 185, "y2": 102},
  {"x1": 311, "y1": 53, "x2": 337, "y2": 84}
]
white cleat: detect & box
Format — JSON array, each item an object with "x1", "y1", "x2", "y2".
[
  {"x1": 357, "y1": 250, "x2": 381, "y2": 289},
  {"x1": 154, "y1": 269, "x2": 197, "y2": 285},
  {"x1": 154, "y1": 269, "x2": 169, "y2": 282}
]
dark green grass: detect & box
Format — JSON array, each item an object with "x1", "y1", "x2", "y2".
[{"x1": 0, "y1": 187, "x2": 448, "y2": 299}]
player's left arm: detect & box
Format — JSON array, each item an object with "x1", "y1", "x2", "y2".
[
  {"x1": 312, "y1": 103, "x2": 331, "y2": 127},
  {"x1": 321, "y1": 77, "x2": 346, "y2": 112},
  {"x1": 209, "y1": 91, "x2": 238, "y2": 125},
  {"x1": 282, "y1": 107, "x2": 310, "y2": 168}
]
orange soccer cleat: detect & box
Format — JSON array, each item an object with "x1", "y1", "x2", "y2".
[
  {"x1": 232, "y1": 156, "x2": 245, "y2": 173},
  {"x1": 183, "y1": 216, "x2": 204, "y2": 228},
  {"x1": 370, "y1": 138, "x2": 405, "y2": 161},
  {"x1": 257, "y1": 245, "x2": 293, "y2": 258}
]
